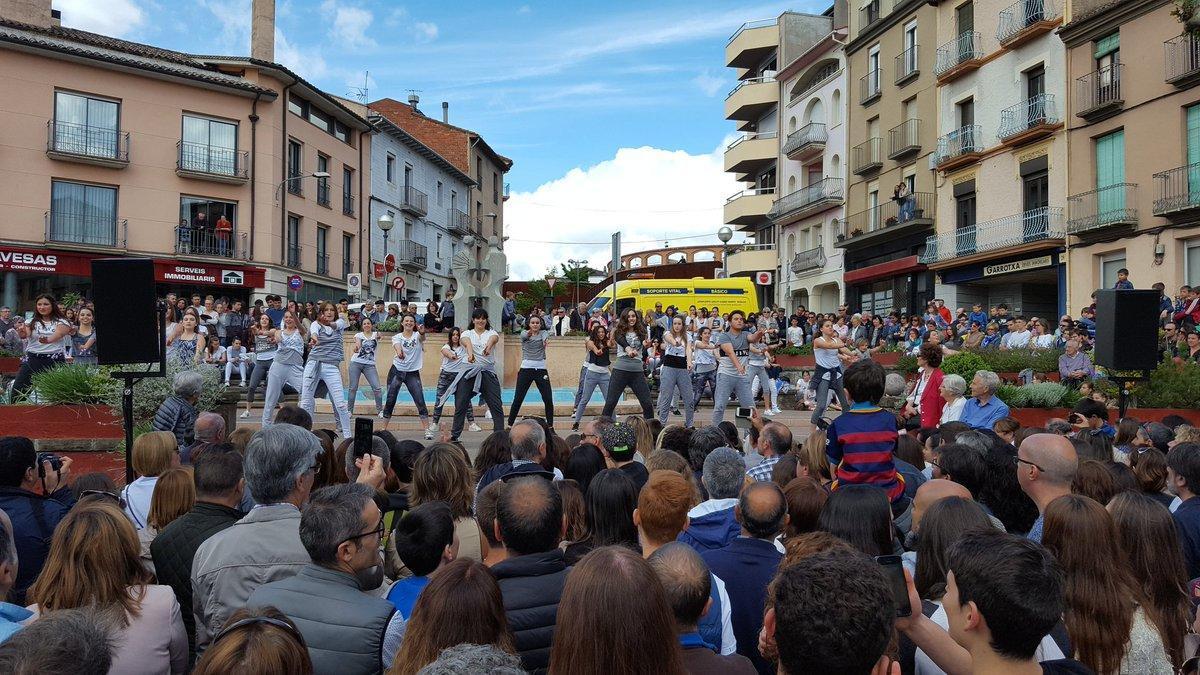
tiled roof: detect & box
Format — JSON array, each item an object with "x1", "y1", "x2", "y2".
[{"x1": 369, "y1": 98, "x2": 512, "y2": 173}]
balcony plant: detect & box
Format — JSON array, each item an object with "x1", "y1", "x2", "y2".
[
  {"x1": 1173, "y1": 0, "x2": 1200, "y2": 33},
  {"x1": 850, "y1": 228, "x2": 864, "y2": 237}
]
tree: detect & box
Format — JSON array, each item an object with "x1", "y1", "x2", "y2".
[{"x1": 559, "y1": 263, "x2": 594, "y2": 284}]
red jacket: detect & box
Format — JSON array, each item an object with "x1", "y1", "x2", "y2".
[
  {"x1": 919, "y1": 367, "x2": 945, "y2": 429},
  {"x1": 1175, "y1": 298, "x2": 1200, "y2": 325}
]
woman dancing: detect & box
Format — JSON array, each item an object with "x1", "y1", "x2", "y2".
[
  {"x1": 571, "y1": 324, "x2": 610, "y2": 431},
  {"x1": 382, "y1": 313, "x2": 430, "y2": 435},
  {"x1": 810, "y1": 318, "x2": 852, "y2": 428},
  {"x1": 657, "y1": 314, "x2": 695, "y2": 427},
  {"x1": 450, "y1": 309, "x2": 505, "y2": 442},
  {"x1": 70, "y1": 307, "x2": 98, "y2": 365},
  {"x1": 507, "y1": 312, "x2": 554, "y2": 428},
  {"x1": 431, "y1": 327, "x2": 476, "y2": 433},
  {"x1": 168, "y1": 312, "x2": 202, "y2": 365},
  {"x1": 690, "y1": 325, "x2": 718, "y2": 411},
  {"x1": 300, "y1": 302, "x2": 352, "y2": 439},
  {"x1": 241, "y1": 313, "x2": 276, "y2": 419},
  {"x1": 347, "y1": 317, "x2": 384, "y2": 418},
  {"x1": 12, "y1": 293, "x2": 72, "y2": 397},
  {"x1": 261, "y1": 309, "x2": 307, "y2": 428},
  {"x1": 600, "y1": 307, "x2": 655, "y2": 420}
]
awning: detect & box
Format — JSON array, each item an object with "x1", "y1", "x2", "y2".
[{"x1": 844, "y1": 255, "x2": 925, "y2": 284}]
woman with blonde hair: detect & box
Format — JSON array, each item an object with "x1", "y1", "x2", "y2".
[
  {"x1": 409, "y1": 443, "x2": 488, "y2": 562},
  {"x1": 138, "y1": 467, "x2": 195, "y2": 575},
  {"x1": 798, "y1": 428, "x2": 831, "y2": 486},
  {"x1": 624, "y1": 416, "x2": 655, "y2": 458},
  {"x1": 28, "y1": 501, "x2": 188, "y2": 673},
  {"x1": 122, "y1": 431, "x2": 181, "y2": 530}
]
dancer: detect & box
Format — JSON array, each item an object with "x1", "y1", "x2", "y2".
[
  {"x1": 168, "y1": 312, "x2": 202, "y2": 365},
  {"x1": 347, "y1": 317, "x2": 384, "y2": 418},
  {"x1": 710, "y1": 309, "x2": 761, "y2": 424},
  {"x1": 70, "y1": 307, "x2": 98, "y2": 365},
  {"x1": 690, "y1": 325, "x2": 718, "y2": 411},
  {"x1": 450, "y1": 308, "x2": 505, "y2": 441},
  {"x1": 223, "y1": 337, "x2": 247, "y2": 386},
  {"x1": 261, "y1": 310, "x2": 306, "y2": 428},
  {"x1": 299, "y1": 302, "x2": 352, "y2": 439},
  {"x1": 745, "y1": 319, "x2": 774, "y2": 416},
  {"x1": 382, "y1": 313, "x2": 430, "y2": 436},
  {"x1": 600, "y1": 308, "x2": 655, "y2": 420},
  {"x1": 810, "y1": 318, "x2": 852, "y2": 429},
  {"x1": 241, "y1": 313, "x2": 276, "y2": 419},
  {"x1": 507, "y1": 313, "x2": 555, "y2": 428},
  {"x1": 571, "y1": 324, "x2": 611, "y2": 431},
  {"x1": 12, "y1": 293, "x2": 71, "y2": 397},
  {"x1": 431, "y1": 327, "x2": 476, "y2": 431},
  {"x1": 657, "y1": 314, "x2": 695, "y2": 427}
]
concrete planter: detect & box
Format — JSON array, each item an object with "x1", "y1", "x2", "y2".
[
  {"x1": 0, "y1": 357, "x2": 20, "y2": 375},
  {"x1": 0, "y1": 404, "x2": 123, "y2": 452},
  {"x1": 1007, "y1": 408, "x2": 1200, "y2": 428}
]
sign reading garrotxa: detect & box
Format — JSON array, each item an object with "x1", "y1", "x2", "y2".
[{"x1": 153, "y1": 260, "x2": 265, "y2": 288}]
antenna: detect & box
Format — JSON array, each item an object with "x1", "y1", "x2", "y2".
[
  {"x1": 347, "y1": 70, "x2": 369, "y2": 104},
  {"x1": 407, "y1": 89, "x2": 422, "y2": 107}
]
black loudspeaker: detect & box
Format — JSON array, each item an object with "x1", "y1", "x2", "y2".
[
  {"x1": 1093, "y1": 289, "x2": 1160, "y2": 372},
  {"x1": 92, "y1": 258, "x2": 160, "y2": 365}
]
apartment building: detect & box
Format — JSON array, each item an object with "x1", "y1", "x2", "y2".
[
  {"x1": 0, "y1": 0, "x2": 371, "y2": 308},
  {"x1": 841, "y1": 0, "x2": 941, "y2": 315},
  {"x1": 1061, "y1": 0, "x2": 1200, "y2": 313},
  {"x1": 923, "y1": 0, "x2": 1068, "y2": 318}
]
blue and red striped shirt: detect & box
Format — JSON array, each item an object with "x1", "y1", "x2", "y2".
[{"x1": 826, "y1": 403, "x2": 904, "y2": 503}]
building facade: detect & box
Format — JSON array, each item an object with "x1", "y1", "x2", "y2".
[
  {"x1": 923, "y1": 0, "x2": 1068, "y2": 318},
  {"x1": 1062, "y1": 0, "x2": 1200, "y2": 313}
]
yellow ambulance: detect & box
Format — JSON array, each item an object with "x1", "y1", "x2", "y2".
[{"x1": 584, "y1": 277, "x2": 760, "y2": 316}]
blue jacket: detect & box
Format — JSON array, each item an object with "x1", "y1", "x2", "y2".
[
  {"x1": 1174, "y1": 497, "x2": 1200, "y2": 580},
  {"x1": 0, "y1": 486, "x2": 76, "y2": 605},
  {"x1": 701, "y1": 537, "x2": 782, "y2": 675},
  {"x1": 678, "y1": 500, "x2": 739, "y2": 553}
]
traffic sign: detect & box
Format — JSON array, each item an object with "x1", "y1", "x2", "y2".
[
  {"x1": 288, "y1": 274, "x2": 303, "y2": 291},
  {"x1": 372, "y1": 261, "x2": 385, "y2": 279},
  {"x1": 385, "y1": 254, "x2": 396, "y2": 273},
  {"x1": 346, "y1": 273, "x2": 362, "y2": 296},
  {"x1": 545, "y1": 275, "x2": 558, "y2": 291},
  {"x1": 391, "y1": 276, "x2": 405, "y2": 292},
  {"x1": 754, "y1": 271, "x2": 773, "y2": 286}
]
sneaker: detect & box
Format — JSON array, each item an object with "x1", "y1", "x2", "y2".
[
  {"x1": 671, "y1": 408, "x2": 681, "y2": 416},
  {"x1": 762, "y1": 408, "x2": 776, "y2": 417},
  {"x1": 815, "y1": 417, "x2": 832, "y2": 430},
  {"x1": 772, "y1": 407, "x2": 783, "y2": 415},
  {"x1": 468, "y1": 422, "x2": 482, "y2": 432},
  {"x1": 377, "y1": 411, "x2": 385, "y2": 419},
  {"x1": 571, "y1": 422, "x2": 579, "y2": 432},
  {"x1": 424, "y1": 428, "x2": 435, "y2": 440},
  {"x1": 239, "y1": 410, "x2": 249, "y2": 419},
  {"x1": 484, "y1": 410, "x2": 492, "y2": 420},
  {"x1": 427, "y1": 422, "x2": 438, "y2": 432}
]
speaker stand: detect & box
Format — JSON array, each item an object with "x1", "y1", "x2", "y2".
[
  {"x1": 1112, "y1": 371, "x2": 1150, "y2": 420},
  {"x1": 113, "y1": 302, "x2": 168, "y2": 483}
]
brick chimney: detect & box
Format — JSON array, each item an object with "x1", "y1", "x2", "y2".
[
  {"x1": 1, "y1": 0, "x2": 55, "y2": 27},
  {"x1": 251, "y1": 0, "x2": 274, "y2": 62}
]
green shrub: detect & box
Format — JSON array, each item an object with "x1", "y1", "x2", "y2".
[
  {"x1": 941, "y1": 352, "x2": 990, "y2": 385},
  {"x1": 1132, "y1": 361, "x2": 1200, "y2": 409},
  {"x1": 100, "y1": 361, "x2": 228, "y2": 425},
  {"x1": 976, "y1": 348, "x2": 1062, "y2": 374},
  {"x1": 995, "y1": 382, "x2": 1081, "y2": 409},
  {"x1": 895, "y1": 354, "x2": 919, "y2": 376},
  {"x1": 376, "y1": 319, "x2": 401, "y2": 333},
  {"x1": 776, "y1": 343, "x2": 813, "y2": 356},
  {"x1": 28, "y1": 364, "x2": 119, "y2": 405}
]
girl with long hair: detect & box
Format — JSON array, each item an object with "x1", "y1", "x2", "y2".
[
  {"x1": 261, "y1": 310, "x2": 307, "y2": 428},
  {"x1": 571, "y1": 323, "x2": 611, "y2": 431},
  {"x1": 818, "y1": 484, "x2": 895, "y2": 557},
  {"x1": 193, "y1": 608, "x2": 312, "y2": 675},
  {"x1": 507, "y1": 313, "x2": 555, "y2": 428},
  {"x1": 70, "y1": 306, "x2": 98, "y2": 365},
  {"x1": 347, "y1": 316, "x2": 384, "y2": 418},
  {"x1": 242, "y1": 313, "x2": 276, "y2": 419},
  {"x1": 410, "y1": 443, "x2": 489, "y2": 563},
  {"x1": 121, "y1": 430, "x2": 182, "y2": 529},
  {"x1": 809, "y1": 318, "x2": 851, "y2": 427},
  {"x1": 138, "y1": 467, "x2": 195, "y2": 575},
  {"x1": 600, "y1": 307, "x2": 655, "y2": 420},
  {"x1": 382, "y1": 313, "x2": 431, "y2": 436},
  {"x1": 300, "y1": 301, "x2": 352, "y2": 439},
  {"x1": 12, "y1": 293, "x2": 72, "y2": 396},
  {"x1": 201, "y1": 335, "x2": 225, "y2": 371},
  {"x1": 657, "y1": 314, "x2": 695, "y2": 427},
  {"x1": 168, "y1": 312, "x2": 202, "y2": 365},
  {"x1": 449, "y1": 309, "x2": 504, "y2": 442},
  {"x1": 1042, "y1": 494, "x2": 1172, "y2": 674},
  {"x1": 431, "y1": 327, "x2": 476, "y2": 433},
  {"x1": 1131, "y1": 448, "x2": 1175, "y2": 509},
  {"x1": 690, "y1": 325, "x2": 718, "y2": 411},
  {"x1": 564, "y1": 469, "x2": 639, "y2": 565}
]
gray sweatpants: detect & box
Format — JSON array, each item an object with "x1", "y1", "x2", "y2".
[
  {"x1": 711, "y1": 371, "x2": 753, "y2": 424},
  {"x1": 347, "y1": 360, "x2": 382, "y2": 414},
  {"x1": 262, "y1": 361, "x2": 304, "y2": 428},
  {"x1": 747, "y1": 364, "x2": 770, "y2": 406},
  {"x1": 245, "y1": 358, "x2": 272, "y2": 404},
  {"x1": 657, "y1": 366, "x2": 695, "y2": 427},
  {"x1": 572, "y1": 368, "x2": 610, "y2": 426},
  {"x1": 433, "y1": 370, "x2": 473, "y2": 424}
]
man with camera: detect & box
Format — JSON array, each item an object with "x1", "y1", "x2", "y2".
[{"x1": 0, "y1": 436, "x2": 74, "y2": 605}]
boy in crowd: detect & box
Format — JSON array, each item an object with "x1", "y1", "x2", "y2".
[{"x1": 826, "y1": 359, "x2": 905, "y2": 505}]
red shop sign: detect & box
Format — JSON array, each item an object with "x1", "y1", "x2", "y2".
[
  {"x1": 0, "y1": 246, "x2": 95, "y2": 276},
  {"x1": 153, "y1": 260, "x2": 266, "y2": 288}
]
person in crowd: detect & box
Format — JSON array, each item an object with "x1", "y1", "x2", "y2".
[
  {"x1": 681, "y1": 446, "x2": 746, "y2": 552},
  {"x1": 0, "y1": 436, "x2": 74, "y2": 605},
  {"x1": 827, "y1": 359, "x2": 905, "y2": 504},
  {"x1": 819, "y1": 484, "x2": 896, "y2": 558},
  {"x1": 382, "y1": 313, "x2": 431, "y2": 437},
  {"x1": 388, "y1": 501, "x2": 458, "y2": 621},
  {"x1": 571, "y1": 324, "x2": 611, "y2": 432},
  {"x1": 938, "y1": 374, "x2": 968, "y2": 424},
  {"x1": 1016, "y1": 433, "x2": 1078, "y2": 543},
  {"x1": 1070, "y1": 398, "x2": 1115, "y2": 438},
  {"x1": 746, "y1": 421, "x2": 792, "y2": 483},
  {"x1": 657, "y1": 314, "x2": 696, "y2": 427},
  {"x1": 137, "y1": 467, "x2": 195, "y2": 575},
  {"x1": 410, "y1": 443, "x2": 488, "y2": 563},
  {"x1": 223, "y1": 337, "x2": 247, "y2": 386},
  {"x1": 153, "y1": 371, "x2": 202, "y2": 449},
  {"x1": 959, "y1": 371, "x2": 1011, "y2": 430},
  {"x1": 260, "y1": 310, "x2": 307, "y2": 430},
  {"x1": 690, "y1": 325, "x2": 720, "y2": 411},
  {"x1": 475, "y1": 481, "x2": 508, "y2": 567},
  {"x1": 119, "y1": 430, "x2": 180, "y2": 529},
  {"x1": 69, "y1": 306, "x2": 97, "y2": 365},
  {"x1": 451, "y1": 309, "x2": 506, "y2": 441},
  {"x1": 1113, "y1": 267, "x2": 1134, "y2": 290},
  {"x1": 0, "y1": 607, "x2": 116, "y2": 675},
  {"x1": 1000, "y1": 317, "x2": 1032, "y2": 350},
  {"x1": 564, "y1": 468, "x2": 639, "y2": 565},
  {"x1": 185, "y1": 412, "x2": 226, "y2": 463},
  {"x1": 274, "y1": 403, "x2": 313, "y2": 430},
  {"x1": 12, "y1": 293, "x2": 72, "y2": 397},
  {"x1": 300, "y1": 302, "x2": 352, "y2": 439},
  {"x1": 241, "y1": 313, "x2": 277, "y2": 420},
  {"x1": 477, "y1": 419, "x2": 555, "y2": 491},
  {"x1": 508, "y1": 313, "x2": 556, "y2": 428},
  {"x1": 906, "y1": 344, "x2": 946, "y2": 429},
  {"x1": 489, "y1": 476, "x2": 570, "y2": 672},
  {"x1": 701, "y1": 481, "x2": 786, "y2": 672},
  {"x1": 0, "y1": 511, "x2": 29, "y2": 643},
  {"x1": 600, "y1": 307, "x2": 656, "y2": 421},
  {"x1": 27, "y1": 501, "x2": 188, "y2": 673},
  {"x1": 192, "y1": 608, "x2": 312, "y2": 675},
  {"x1": 549, "y1": 545, "x2": 685, "y2": 674},
  {"x1": 200, "y1": 335, "x2": 225, "y2": 370},
  {"x1": 1167, "y1": 442, "x2": 1200, "y2": 579},
  {"x1": 431, "y1": 328, "x2": 477, "y2": 434},
  {"x1": 347, "y1": 317, "x2": 384, "y2": 418},
  {"x1": 595, "y1": 421, "x2": 650, "y2": 492},
  {"x1": 1042, "y1": 495, "x2": 1173, "y2": 673},
  {"x1": 564, "y1": 443, "x2": 607, "y2": 495},
  {"x1": 248, "y1": 483, "x2": 400, "y2": 673},
  {"x1": 807, "y1": 319, "x2": 853, "y2": 428},
  {"x1": 1058, "y1": 339, "x2": 1095, "y2": 387}
]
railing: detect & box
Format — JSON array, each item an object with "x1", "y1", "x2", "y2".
[
  {"x1": 845, "y1": 191, "x2": 935, "y2": 235},
  {"x1": 449, "y1": 209, "x2": 471, "y2": 234},
  {"x1": 285, "y1": 244, "x2": 303, "y2": 268},
  {"x1": 860, "y1": 69, "x2": 882, "y2": 104},
  {"x1": 769, "y1": 178, "x2": 844, "y2": 220},
  {"x1": 44, "y1": 211, "x2": 126, "y2": 248},
  {"x1": 998, "y1": 0, "x2": 1060, "y2": 44},
  {"x1": 998, "y1": 94, "x2": 1059, "y2": 140},
  {"x1": 935, "y1": 32, "x2": 983, "y2": 77},
  {"x1": 1076, "y1": 64, "x2": 1122, "y2": 117},
  {"x1": 1067, "y1": 183, "x2": 1138, "y2": 233},
  {"x1": 503, "y1": 182, "x2": 511, "y2": 199},
  {"x1": 177, "y1": 141, "x2": 248, "y2": 179},
  {"x1": 919, "y1": 207, "x2": 1064, "y2": 263},
  {"x1": 397, "y1": 240, "x2": 428, "y2": 267},
  {"x1": 1153, "y1": 164, "x2": 1200, "y2": 215},
  {"x1": 46, "y1": 120, "x2": 129, "y2": 162},
  {"x1": 287, "y1": 171, "x2": 303, "y2": 196},
  {"x1": 728, "y1": 17, "x2": 776, "y2": 44},
  {"x1": 782, "y1": 123, "x2": 827, "y2": 156},
  {"x1": 852, "y1": 138, "x2": 883, "y2": 174},
  {"x1": 402, "y1": 185, "x2": 428, "y2": 214},
  {"x1": 936, "y1": 125, "x2": 983, "y2": 164},
  {"x1": 790, "y1": 246, "x2": 826, "y2": 274},
  {"x1": 173, "y1": 225, "x2": 241, "y2": 259},
  {"x1": 895, "y1": 45, "x2": 919, "y2": 83},
  {"x1": 726, "y1": 186, "x2": 777, "y2": 202},
  {"x1": 728, "y1": 130, "x2": 779, "y2": 150},
  {"x1": 888, "y1": 119, "x2": 921, "y2": 158},
  {"x1": 343, "y1": 193, "x2": 355, "y2": 216},
  {"x1": 727, "y1": 75, "x2": 774, "y2": 99},
  {"x1": 316, "y1": 181, "x2": 330, "y2": 206},
  {"x1": 788, "y1": 68, "x2": 841, "y2": 106},
  {"x1": 860, "y1": 0, "x2": 885, "y2": 34},
  {"x1": 1165, "y1": 34, "x2": 1200, "y2": 83},
  {"x1": 316, "y1": 253, "x2": 329, "y2": 276}
]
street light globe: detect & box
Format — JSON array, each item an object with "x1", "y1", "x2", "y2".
[
  {"x1": 717, "y1": 226, "x2": 733, "y2": 244},
  {"x1": 377, "y1": 213, "x2": 394, "y2": 232},
  {"x1": 312, "y1": 171, "x2": 331, "y2": 179}
]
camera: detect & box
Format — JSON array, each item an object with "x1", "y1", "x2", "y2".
[{"x1": 37, "y1": 452, "x2": 63, "y2": 478}]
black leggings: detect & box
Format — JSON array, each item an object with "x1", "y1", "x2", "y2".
[
  {"x1": 508, "y1": 368, "x2": 553, "y2": 426},
  {"x1": 452, "y1": 371, "x2": 504, "y2": 440},
  {"x1": 13, "y1": 353, "x2": 63, "y2": 398},
  {"x1": 601, "y1": 368, "x2": 654, "y2": 419}
]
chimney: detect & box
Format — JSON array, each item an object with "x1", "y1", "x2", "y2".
[
  {"x1": 442, "y1": 101, "x2": 449, "y2": 123},
  {"x1": 251, "y1": 0, "x2": 275, "y2": 62},
  {"x1": 1, "y1": 0, "x2": 55, "y2": 27},
  {"x1": 407, "y1": 91, "x2": 420, "y2": 107}
]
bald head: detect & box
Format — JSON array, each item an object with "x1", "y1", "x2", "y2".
[
  {"x1": 736, "y1": 481, "x2": 788, "y2": 540},
  {"x1": 648, "y1": 542, "x2": 711, "y2": 631},
  {"x1": 496, "y1": 476, "x2": 562, "y2": 556},
  {"x1": 1020, "y1": 433, "x2": 1078, "y2": 485},
  {"x1": 912, "y1": 479, "x2": 973, "y2": 531},
  {"x1": 194, "y1": 412, "x2": 225, "y2": 444},
  {"x1": 509, "y1": 420, "x2": 545, "y2": 462}
]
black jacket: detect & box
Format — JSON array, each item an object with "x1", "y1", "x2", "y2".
[
  {"x1": 491, "y1": 549, "x2": 570, "y2": 673},
  {"x1": 150, "y1": 501, "x2": 242, "y2": 660}
]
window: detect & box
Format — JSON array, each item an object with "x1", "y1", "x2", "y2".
[
  {"x1": 287, "y1": 140, "x2": 302, "y2": 195},
  {"x1": 53, "y1": 91, "x2": 120, "y2": 159},
  {"x1": 287, "y1": 215, "x2": 301, "y2": 268},
  {"x1": 343, "y1": 166, "x2": 354, "y2": 215},
  {"x1": 436, "y1": 233, "x2": 443, "y2": 258},
  {"x1": 386, "y1": 154, "x2": 395, "y2": 183},
  {"x1": 492, "y1": 171, "x2": 499, "y2": 204},
  {"x1": 404, "y1": 164, "x2": 413, "y2": 191},
  {"x1": 1096, "y1": 129, "x2": 1126, "y2": 221},
  {"x1": 181, "y1": 115, "x2": 238, "y2": 175},
  {"x1": 343, "y1": 233, "x2": 353, "y2": 279},
  {"x1": 334, "y1": 122, "x2": 350, "y2": 144},
  {"x1": 451, "y1": 189, "x2": 457, "y2": 212},
  {"x1": 957, "y1": 98, "x2": 977, "y2": 151},
  {"x1": 308, "y1": 107, "x2": 332, "y2": 134},
  {"x1": 316, "y1": 226, "x2": 328, "y2": 275},
  {"x1": 476, "y1": 156, "x2": 483, "y2": 183},
  {"x1": 1095, "y1": 32, "x2": 1119, "y2": 72},
  {"x1": 956, "y1": 2, "x2": 975, "y2": 40},
  {"x1": 901, "y1": 21, "x2": 918, "y2": 78},
  {"x1": 1100, "y1": 252, "x2": 1126, "y2": 288},
  {"x1": 868, "y1": 188, "x2": 879, "y2": 231},
  {"x1": 288, "y1": 96, "x2": 306, "y2": 117},
  {"x1": 437, "y1": 181, "x2": 444, "y2": 206},
  {"x1": 49, "y1": 180, "x2": 118, "y2": 246},
  {"x1": 316, "y1": 155, "x2": 330, "y2": 206},
  {"x1": 179, "y1": 196, "x2": 237, "y2": 257},
  {"x1": 1187, "y1": 241, "x2": 1200, "y2": 286},
  {"x1": 868, "y1": 45, "x2": 881, "y2": 95},
  {"x1": 288, "y1": 94, "x2": 352, "y2": 145}
]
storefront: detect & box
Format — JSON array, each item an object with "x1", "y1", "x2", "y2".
[
  {"x1": 840, "y1": 224, "x2": 936, "y2": 316},
  {"x1": 153, "y1": 259, "x2": 266, "y2": 305},
  {"x1": 936, "y1": 251, "x2": 1065, "y2": 319}
]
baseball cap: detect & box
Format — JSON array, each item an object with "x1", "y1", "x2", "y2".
[{"x1": 599, "y1": 422, "x2": 637, "y2": 461}]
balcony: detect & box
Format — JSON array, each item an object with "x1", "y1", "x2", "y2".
[
  {"x1": 725, "y1": 76, "x2": 777, "y2": 125},
  {"x1": 998, "y1": 94, "x2": 1060, "y2": 147},
  {"x1": 790, "y1": 246, "x2": 827, "y2": 275},
  {"x1": 285, "y1": 244, "x2": 303, "y2": 268},
  {"x1": 1067, "y1": 183, "x2": 1138, "y2": 235},
  {"x1": 839, "y1": 191, "x2": 935, "y2": 249},
  {"x1": 935, "y1": 32, "x2": 984, "y2": 84},
  {"x1": 448, "y1": 208, "x2": 472, "y2": 235},
  {"x1": 852, "y1": 138, "x2": 883, "y2": 175},
  {"x1": 1075, "y1": 64, "x2": 1123, "y2": 120},
  {"x1": 1153, "y1": 164, "x2": 1200, "y2": 218},
  {"x1": 173, "y1": 225, "x2": 247, "y2": 260},
  {"x1": 45, "y1": 120, "x2": 129, "y2": 168},
  {"x1": 894, "y1": 46, "x2": 920, "y2": 86},
  {"x1": 997, "y1": 0, "x2": 1061, "y2": 49},
  {"x1": 343, "y1": 193, "x2": 356, "y2": 217},
  {"x1": 860, "y1": 69, "x2": 882, "y2": 105},
  {"x1": 397, "y1": 240, "x2": 428, "y2": 270},
  {"x1": 727, "y1": 18, "x2": 777, "y2": 70},
  {"x1": 888, "y1": 119, "x2": 921, "y2": 159},
  {"x1": 503, "y1": 182, "x2": 511, "y2": 201},
  {"x1": 401, "y1": 185, "x2": 428, "y2": 217},
  {"x1": 287, "y1": 172, "x2": 303, "y2": 197},
  {"x1": 176, "y1": 141, "x2": 249, "y2": 183},
  {"x1": 317, "y1": 252, "x2": 329, "y2": 276},
  {"x1": 725, "y1": 244, "x2": 776, "y2": 277},
  {"x1": 1165, "y1": 34, "x2": 1200, "y2": 87},
  {"x1": 935, "y1": 125, "x2": 984, "y2": 172},
  {"x1": 919, "y1": 207, "x2": 1065, "y2": 266},
  {"x1": 44, "y1": 211, "x2": 126, "y2": 249},
  {"x1": 316, "y1": 181, "x2": 331, "y2": 207},
  {"x1": 725, "y1": 131, "x2": 779, "y2": 177},
  {"x1": 724, "y1": 188, "x2": 776, "y2": 228},
  {"x1": 782, "y1": 123, "x2": 827, "y2": 162},
  {"x1": 769, "y1": 178, "x2": 844, "y2": 225}
]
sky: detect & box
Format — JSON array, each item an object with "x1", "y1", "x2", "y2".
[{"x1": 55, "y1": 0, "x2": 830, "y2": 278}]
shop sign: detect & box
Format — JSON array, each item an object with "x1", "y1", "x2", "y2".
[
  {"x1": 153, "y1": 260, "x2": 265, "y2": 288},
  {"x1": 221, "y1": 270, "x2": 245, "y2": 286},
  {"x1": 0, "y1": 250, "x2": 59, "y2": 273},
  {"x1": 983, "y1": 255, "x2": 1052, "y2": 278}
]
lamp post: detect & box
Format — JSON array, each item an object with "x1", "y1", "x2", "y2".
[
  {"x1": 718, "y1": 226, "x2": 733, "y2": 279},
  {"x1": 273, "y1": 170, "x2": 330, "y2": 203},
  {"x1": 567, "y1": 258, "x2": 586, "y2": 308},
  {"x1": 377, "y1": 212, "x2": 394, "y2": 302}
]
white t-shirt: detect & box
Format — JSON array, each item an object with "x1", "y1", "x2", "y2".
[
  {"x1": 352, "y1": 332, "x2": 380, "y2": 365},
  {"x1": 787, "y1": 326, "x2": 804, "y2": 347},
  {"x1": 391, "y1": 332, "x2": 423, "y2": 372},
  {"x1": 914, "y1": 601, "x2": 1063, "y2": 675},
  {"x1": 466, "y1": 328, "x2": 498, "y2": 370},
  {"x1": 25, "y1": 318, "x2": 70, "y2": 356},
  {"x1": 441, "y1": 344, "x2": 468, "y2": 374}
]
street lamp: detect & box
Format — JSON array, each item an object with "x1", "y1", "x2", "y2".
[
  {"x1": 485, "y1": 212, "x2": 499, "y2": 245},
  {"x1": 273, "y1": 171, "x2": 330, "y2": 203},
  {"x1": 378, "y1": 213, "x2": 394, "y2": 302},
  {"x1": 567, "y1": 258, "x2": 587, "y2": 308},
  {"x1": 717, "y1": 226, "x2": 733, "y2": 279}
]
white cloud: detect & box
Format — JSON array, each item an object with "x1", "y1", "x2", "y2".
[
  {"x1": 517, "y1": 4, "x2": 532, "y2": 13},
  {"x1": 692, "y1": 70, "x2": 724, "y2": 97},
  {"x1": 57, "y1": 0, "x2": 146, "y2": 37},
  {"x1": 275, "y1": 29, "x2": 329, "y2": 80},
  {"x1": 413, "y1": 22, "x2": 439, "y2": 43},
  {"x1": 321, "y1": 0, "x2": 376, "y2": 49},
  {"x1": 504, "y1": 141, "x2": 747, "y2": 280}
]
